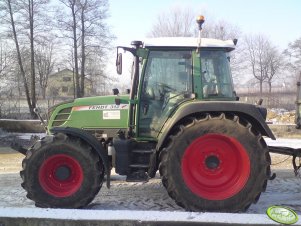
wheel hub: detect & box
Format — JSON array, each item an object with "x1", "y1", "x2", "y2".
[
  {"x1": 55, "y1": 166, "x2": 71, "y2": 181},
  {"x1": 205, "y1": 155, "x2": 220, "y2": 170}
]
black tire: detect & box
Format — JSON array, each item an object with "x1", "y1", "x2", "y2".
[
  {"x1": 159, "y1": 113, "x2": 270, "y2": 212},
  {"x1": 20, "y1": 133, "x2": 104, "y2": 208},
  {"x1": 147, "y1": 152, "x2": 158, "y2": 178}
]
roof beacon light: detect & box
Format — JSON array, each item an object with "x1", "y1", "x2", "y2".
[
  {"x1": 196, "y1": 15, "x2": 205, "y2": 53},
  {"x1": 196, "y1": 15, "x2": 205, "y2": 31}
]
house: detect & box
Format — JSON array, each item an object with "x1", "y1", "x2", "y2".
[{"x1": 47, "y1": 69, "x2": 93, "y2": 98}]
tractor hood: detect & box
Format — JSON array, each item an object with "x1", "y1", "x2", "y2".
[{"x1": 48, "y1": 95, "x2": 130, "y2": 132}]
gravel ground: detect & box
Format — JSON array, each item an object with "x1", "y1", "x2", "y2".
[
  {"x1": 1, "y1": 167, "x2": 301, "y2": 214},
  {"x1": 0, "y1": 150, "x2": 301, "y2": 214},
  {"x1": 1, "y1": 133, "x2": 301, "y2": 214}
]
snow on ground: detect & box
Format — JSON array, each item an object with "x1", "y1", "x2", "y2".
[
  {"x1": 266, "y1": 137, "x2": 301, "y2": 148},
  {"x1": 0, "y1": 207, "x2": 277, "y2": 225},
  {"x1": 16, "y1": 132, "x2": 45, "y2": 140}
]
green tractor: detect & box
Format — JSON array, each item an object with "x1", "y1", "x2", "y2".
[{"x1": 19, "y1": 17, "x2": 276, "y2": 212}]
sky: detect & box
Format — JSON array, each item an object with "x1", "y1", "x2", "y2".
[
  {"x1": 107, "y1": 0, "x2": 301, "y2": 49},
  {"x1": 106, "y1": 0, "x2": 301, "y2": 86}
]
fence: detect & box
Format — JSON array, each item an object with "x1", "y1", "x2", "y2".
[
  {"x1": 238, "y1": 91, "x2": 296, "y2": 111},
  {"x1": 0, "y1": 97, "x2": 72, "y2": 119},
  {"x1": 0, "y1": 91, "x2": 297, "y2": 119}
]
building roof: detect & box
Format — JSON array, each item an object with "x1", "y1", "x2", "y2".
[
  {"x1": 49, "y1": 68, "x2": 73, "y2": 77},
  {"x1": 49, "y1": 68, "x2": 92, "y2": 82},
  {"x1": 143, "y1": 37, "x2": 236, "y2": 50}
]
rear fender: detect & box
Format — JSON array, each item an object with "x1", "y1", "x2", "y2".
[
  {"x1": 51, "y1": 127, "x2": 111, "y2": 188},
  {"x1": 157, "y1": 101, "x2": 275, "y2": 150}
]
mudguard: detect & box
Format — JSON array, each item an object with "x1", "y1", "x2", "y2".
[
  {"x1": 157, "y1": 101, "x2": 275, "y2": 150},
  {"x1": 50, "y1": 127, "x2": 111, "y2": 188}
]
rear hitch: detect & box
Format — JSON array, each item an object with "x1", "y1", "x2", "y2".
[
  {"x1": 268, "y1": 146, "x2": 301, "y2": 177},
  {"x1": 293, "y1": 155, "x2": 301, "y2": 176},
  {"x1": 269, "y1": 173, "x2": 276, "y2": 180}
]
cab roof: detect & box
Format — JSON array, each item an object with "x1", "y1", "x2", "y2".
[{"x1": 144, "y1": 37, "x2": 236, "y2": 50}]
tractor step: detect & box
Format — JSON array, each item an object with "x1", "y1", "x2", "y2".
[
  {"x1": 114, "y1": 138, "x2": 155, "y2": 177},
  {"x1": 126, "y1": 170, "x2": 149, "y2": 182},
  {"x1": 131, "y1": 149, "x2": 154, "y2": 154},
  {"x1": 129, "y1": 164, "x2": 149, "y2": 169}
]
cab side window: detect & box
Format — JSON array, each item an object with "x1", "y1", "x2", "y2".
[{"x1": 201, "y1": 50, "x2": 234, "y2": 98}]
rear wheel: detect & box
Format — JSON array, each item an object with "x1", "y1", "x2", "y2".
[
  {"x1": 159, "y1": 113, "x2": 270, "y2": 212},
  {"x1": 21, "y1": 133, "x2": 104, "y2": 208}
]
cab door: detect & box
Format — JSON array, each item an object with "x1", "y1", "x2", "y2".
[{"x1": 137, "y1": 50, "x2": 193, "y2": 138}]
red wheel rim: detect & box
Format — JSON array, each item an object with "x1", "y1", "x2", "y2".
[
  {"x1": 181, "y1": 133, "x2": 250, "y2": 200},
  {"x1": 39, "y1": 154, "x2": 83, "y2": 197}
]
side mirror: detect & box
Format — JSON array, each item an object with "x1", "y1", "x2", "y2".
[
  {"x1": 116, "y1": 53, "x2": 122, "y2": 75},
  {"x1": 112, "y1": 88, "x2": 119, "y2": 95}
]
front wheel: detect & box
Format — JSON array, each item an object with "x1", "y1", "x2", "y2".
[
  {"x1": 159, "y1": 113, "x2": 270, "y2": 212},
  {"x1": 21, "y1": 133, "x2": 104, "y2": 208}
]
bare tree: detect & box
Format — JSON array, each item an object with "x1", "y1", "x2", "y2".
[
  {"x1": 85, "y1": 50, "x2": 112, "y2": 95},
  {"x1": 25, "y1": 0, "x2": 38, "y2": 112},
  {"x1": 284, "y1": 37, "x2": 301, "y2": 82},
  {"x1": 264, "y1": 46, "x2": 282, "y2": 93},
  {"x1": 287, "y1": 37, "x2": 301, "y2": 67},
  {"x1": 148, "y1": 7, "x2": 195, "y2": 37},
  {"x1": 202, "y1": 20, "x2": 241, "y2": 40},
  {"x1": 78, "y1": 0, "x2": 87, "y2": 97},
  {"x1": 35, "y1": 40, "x2": 55, "y2": 99},
  {"x1": 0, "y1": 40, "x2": 12, "y2": 78},
  {"x1": 0, "y1": 40, "x2": 15, "y2": 114},
  {"x1": 58, "y1": 0, "x2": 81, "y2": 98},
  {"x1": 244, "y1": 34, "x2": 273, "y2": 94},
  {"x1": 148, "y1": 7, "x2": 241, "y2": 39},
  {"x1": 58, "y1": 0, "x2": 112, "y2": 97},
  {"x1": 15, "y1": 0, "x2": 50, "y2": 111},
  {"x1": 1, "y1": 0, "x2": 51, "y2": 118},
  {"x1": 77, "y1": 0, "x2": 111, "y2": 97},
  {"x1": 1, "y1": 0, "x2": 35, "y2": 117}
]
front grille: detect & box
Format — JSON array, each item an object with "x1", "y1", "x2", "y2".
[{"x1": 52, "y1": 107, "x2": 72, "y2": 127}]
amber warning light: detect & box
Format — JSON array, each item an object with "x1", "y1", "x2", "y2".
[{"x1": 196, "y1": 15, "x2": 205, "y2": 30}]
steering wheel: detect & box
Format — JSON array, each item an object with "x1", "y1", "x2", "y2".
[
  {"x1": 157, "y1": 82, "x2": 176, "y2": 92},
  {"x1": 156, "y1": 82, "x2": 175, "y2": 103}
]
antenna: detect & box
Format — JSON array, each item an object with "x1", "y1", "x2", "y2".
[{"x1": 196, "y1": 15, "x2": 205, "y2": 53}]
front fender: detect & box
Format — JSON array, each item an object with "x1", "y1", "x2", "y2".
[
  {"x1": 157, "y1": 101, "x2": 275, "y2": 150},
  {"x1": 50, "y1": 127, "x2": 111, "y2": 188}
]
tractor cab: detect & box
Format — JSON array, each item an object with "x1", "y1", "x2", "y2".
[{"x1": 117, "y1": 37, "x2": 238, "y2": 138}]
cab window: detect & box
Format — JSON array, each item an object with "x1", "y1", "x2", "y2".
[
  {"x1": 201, "y1": 50, "x2": 234, "y2": 98},
  {"x1": 139, "y1": 50, "x2": 193, "y2": 137}
]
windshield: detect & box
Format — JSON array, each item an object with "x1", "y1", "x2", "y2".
[
  {"x1": 201, "y1": 50, "x2": 234, "y2": 98},
  {"x1": 138, "y1": 50, "x2": 193, "y2": 137}
]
